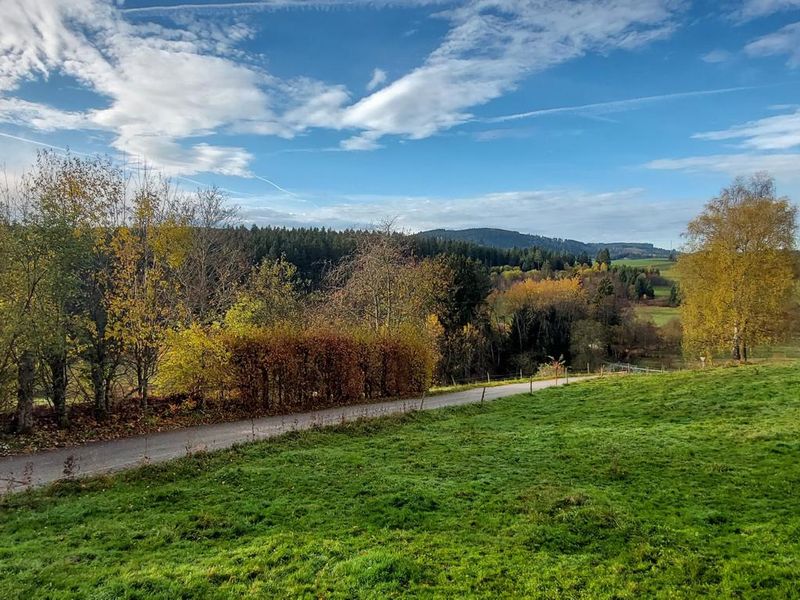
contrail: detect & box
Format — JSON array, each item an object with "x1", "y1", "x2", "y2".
[
  {"x1": 175, "y1": 175, "x2": 260, "y2": 198},
  {"x1": 122, "y1": 1, "x2": 277, "y2": 14},
  {"x1": 121, "y1": 0, "x2": 432, "y2": 15},
  {"x1": 483, "y1": 86, "x2": 761, "y2": 124},
  {"x1": 0, "y1": 130, "x2": 91, "y2": 155},
  {"x1": 0, "y1": 131, "x2": 285, "y2": 199},
  {"x1": 253, "y1": 174, "x2": 297, "y2": 196}
]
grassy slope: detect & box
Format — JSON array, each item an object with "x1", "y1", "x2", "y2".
[
  {"x1": 2, "y1": 364, "x2": 800, "y2": 598},
  {"x1": 635, "y1": 305, "x2": 681, "y2": 327}
]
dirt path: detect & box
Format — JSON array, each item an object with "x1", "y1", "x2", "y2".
[{"x1": 1, "y1": 376, "x2": 592, "y2": 493}]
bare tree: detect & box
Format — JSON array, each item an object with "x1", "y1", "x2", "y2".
[
  {"x1": 179, "y1": 187, "x2": 246, "y2": 323},
  {"x1": 323, "y1": 222, "x2": 446, "y2": 331}
]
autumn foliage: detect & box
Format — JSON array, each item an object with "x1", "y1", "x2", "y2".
[{"x1": 221, "y1": 327, "x2": 432, "y2": 412}]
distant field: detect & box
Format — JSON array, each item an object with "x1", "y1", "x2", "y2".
[
  {"x1": 635, "y1": 304, "x2": 680, "y2": 326},
  {"x1": 615, "y1": 258, "x2": 682, "y2": 325},
  {"x1": 614, "y1": 258, "x2": 681, "y2": 282},
  {"x1": 2, "y1": 363, "x2": 800, "y2": 598}
]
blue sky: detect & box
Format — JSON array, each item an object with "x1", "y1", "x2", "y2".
[{"x1": 1, "y1": 0, "x2": 800, "y2": 247}]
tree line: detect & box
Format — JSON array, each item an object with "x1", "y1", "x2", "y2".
[{"x1": 5, "y1": 152, "x2": 788, "y2": 439}]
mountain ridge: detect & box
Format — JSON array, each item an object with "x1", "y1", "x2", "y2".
[{"x1": 418, "y1": 228, "x2": 671, "y2": 259}]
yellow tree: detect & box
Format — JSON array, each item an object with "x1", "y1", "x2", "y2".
[
  {"x1": 678, "y1": 174, "x2": 798, "y2": 362},
  {"x1": 225, "y1": 256, "x2": 303, "y2": 332},
  {"x1": 108, "y1": 177, "x2": 188, "y2": 410}
]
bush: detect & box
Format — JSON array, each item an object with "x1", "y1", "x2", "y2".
[
  {"x1": 156, "y1": 323, "x2": 231, "y2": 403},
  {"x1": 226, "y1": 325, "x2": 435, "y2": 413}
]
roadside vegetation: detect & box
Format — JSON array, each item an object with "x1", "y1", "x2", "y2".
[
  {"x1": 2, "y1": 363, "x2": 799, "y2": 598},
  {"x1": 0, "y1": 152, "x2": 704, "y2": 451}
]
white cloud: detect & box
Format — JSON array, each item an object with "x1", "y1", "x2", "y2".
[
  {"x1": 745, "y1": 22, "x2": 800, "y2": 66},
  {"x1": 236, "y1": 186, "x2": 697, "y2": 244},
  {"x1": 0, "y1": 98, "x2": 91, "y2": 131},
  {"x1": 0, "y1": 0, "x2": 684, "y2": 172},
  {"x1": 693, "y1": 109, "x2": 800, "y2": 150},
  {"x1": 121, "y1": 137, "x2": 254, "y2": 177},
  {"x1": 0, "y1": 0, "x2": 280, "y2": 175},
  {"x1": 336, "y1": 0, "x2": 682, "y2": 147},
  {"x1": 340, "y1": 132, "x2": 384, "y2": 151},
  {"x1": 646, "y1": 153, "x2": 800, "y2": 178},
  {"x1": 647, "y1": 105, "x2": 800, "y2": 181},
  {"x1": 366, "y1": 68, "x2": 387, "y2": 91},
  {"x1": 701, "y1": 49, "x2": 732, "y2": 64},
  {"x1": 736, "y1": 0, "x2": 800, "y2": 20}
]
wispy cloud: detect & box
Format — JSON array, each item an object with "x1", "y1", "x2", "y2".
[
  {"x1": 0, "y1": 128, "x2": 295, "y2": 198},
  {"x1": 647, "y1": 105, "x2": 800, "y2": 179},
  {"x1": 482, "y1": 86, "x2": 757, "y2": 124},
  {"x1": 0, "y1": 0, "x2": 282, "y2": 176},
  {"x1": 746, "y1": 22, "x2": 800, "y2": 67},
  {"x1": 366, "y1": 68, "x2": 387, "y2": 91},
  {"x1": 735, "y1": 0, "x2": 800, "y2": 21},
  {"x1": 693, "y1": 108, "x2": 800, "y2": 150},
  {"x1": 701, "y1": 49, "x2": 732, "y2": 64},
  {"x1": 337, "y1": 0, "x2": 683, "y2": 149},
  {"x1": 0, "y1": 0, "x2": 685, "y2": 174},
  {"x1": 646, "y1": 153, "x2": 800, "y2": 178}
]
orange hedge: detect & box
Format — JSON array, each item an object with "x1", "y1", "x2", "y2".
[{"x1": 226, "y1": 326, "x2": 434, "y2": 413}]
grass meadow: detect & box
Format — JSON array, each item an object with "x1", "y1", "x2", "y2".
[{"x1": 2, "y1": 363, "x2": 800, "y2": 598}]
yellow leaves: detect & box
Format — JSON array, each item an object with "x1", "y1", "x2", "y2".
[
  {"x1": 679, "y1": 176, "x2": 798, "y2": 358},
  {"x1": 156, "y1": 322, "x2": 230, "y2": 399},
  {"x1": 153, "y1": 222, "x2": 191, "y2": 271},
  {"x1": 502, "y1": 277, "x2": 585, "y2": 313},
  {"x1": 425, "y1": 313, "x2": 445, "y2": 341}
]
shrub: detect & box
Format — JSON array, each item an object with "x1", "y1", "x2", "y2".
[
  {"x1": 156, "y1": 323, "x2": 231, "y2": 404},
  {"x1": 226, "y1": 325, "x2": 435, "y2": 413}
]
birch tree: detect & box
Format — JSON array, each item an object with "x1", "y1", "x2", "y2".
[{"x1": 678, "y1": 174, "x2": 798, "y2": 361}]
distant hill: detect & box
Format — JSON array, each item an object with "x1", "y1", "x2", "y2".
[{"x1": 418, "y1": 228, "x2": 670, "y2": 259}]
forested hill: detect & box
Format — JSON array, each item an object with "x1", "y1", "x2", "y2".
[
  {"x1": 235, "y1": 226, "x2": 595, "y2": 286},
  {"x1": 419, "y1": 228, "x2": 670, "y2": 259}
]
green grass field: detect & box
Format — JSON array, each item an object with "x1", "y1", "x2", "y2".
[
  {"x1": 634, "y1": 304, "x2": 681, "y2": 327},
  {"x1": 613, "y1": 258, "x2": 681, "y2": 282},
  {"x1": 3, "y1": 363, "x2": 800, "y2": 598}
]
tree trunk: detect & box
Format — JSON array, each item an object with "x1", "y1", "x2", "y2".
[
  {"x1": 731, "y1": 326, "x2": 741, "y2": 361},
  {"x1": 91, "y1": 360, "x2": 108, "y2": 420},
  {"x1": 48, "y1": 351, "x2": 69, "y2": 428},
  {"x1": 14, "y1": 350, "x2": 35, "y2": 434},
  {"x1": 138, "y1": 372, "x2": 148, "y2": 412}
]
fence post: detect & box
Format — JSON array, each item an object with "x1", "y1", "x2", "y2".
[
  {"x1": 565, "y1": 367, "x2": 569, "y2": 384},
  {"x1": 487, "y1": 372, "x2": 490, "y2": 383},
  {"x1": 481, "y1": 386, "x2": 486, "y2": 404},
  {"x1": 529, "y1": 375, "x2": 533, "y2": 394}
]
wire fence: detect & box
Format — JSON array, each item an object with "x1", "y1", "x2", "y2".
[
  {"x1": 434, "y1": 361, "x2": 668, "y2": 391},
  {"x1": 602, "y1": 362, "x2": 666, "y2": 374}
]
